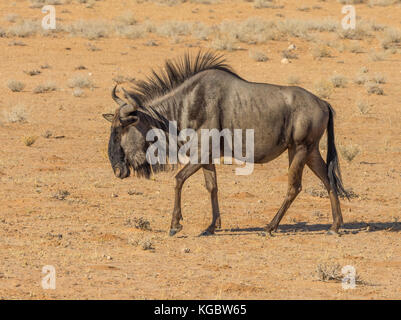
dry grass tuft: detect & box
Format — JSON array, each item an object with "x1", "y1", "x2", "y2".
[
  {"x1": 316, "y1": 262, "x2": 363, "y2": 284},
  {"x1": 112, "y1": 75, "x2": 136, "y2": 85},
  {"x1": 87, "y1": 43, "x2": 101, "y2": 51},
  {"x1": 29, "y1": 0, "x2": 65, "y2": 8},
  {"x1": 128, "y1": 234, "x2": 155, "y2": 251},
  {"x1": 354, "y1": 73, "x2": 368, "y2": 85},
  {"x1": 297, "y1": 6, "x2": 310, "y2": 11},
  {"x1": 66, "y1": 20, "x2": 110, "y2": 40},
  {"x1": 249, "y1": 49, "x2": 268, "y2": 62},
  {"x1": 338, "y1": 28, "x2": 370, "y2": 40},
  {"x1": 348, "y1": 41, "x2": 364, "y2": 53},
  {"x1": 2, "y1": 104, "x2": 28, "y2": 123},
  {"x1": 72, "y1": 88, "x2": 85, "y2": 97},
  {"x1": 281, "y1": 49, "x2": 298, "y2": 60},
  {"x1": 68, "y1": 75, "x2": 94, "y2": 89},
  {"x1": 8, "y1": 40, "x2": 27, "y2": 46},
  {"x1": 365, "y1": 82, "x2": 384, "y2": 95},
  {"x1": 33, "y1": 81, "x2": 57, "y2": 94},
  {"x1": 340, "y1": 144, "x2": 361, "y2": 162},
  {"x1": 7, "y1": 80, "x2": 25, "y2": 92},
  {"x1": 379, "y1": 28, "x2": 401, "y2": 49},
  {"x1": 129, "y1": 217, "x2": 152, "y2": 231},
  {"x1": 6, "y1": 20, "x2": 39, "y2": 37},
  {"x1": 316, "y1": 263, "x2": 343, "y2": 282},
  {"x1": 371, "y1": 73, "x2": 386, "y2": 84},
  {"x1": 192, "y1": 22, "x2": 211, "y2": 40},
  {"x1": 312, "y1": 45, "x2": 331, "y2": 59},
  {"x1": 210, "y1": 37, "x2": 237, "y2": 51},
  {"x1": 330, "y1": 74, "x2": 347, "y2": 88},
  {"x1": 156, "y1": 21, "x2": 192, "y2": 37},
  {"x1": 114, "y1": 24, "x2": 146, "y2": 39},
  {"x1": 115, "y1": 12, "x2": 137, "y2": 26},
  {"x1": 369, "y1": 50, "x2": 387, "y2": 61},
  {"x1": 141, "y1": 240, "x2": 154, "y2": 250},
  {"x1": 4, "y1": 13, "x2": 20, "y2": 23},
  {"x1": 356, "y1": 100, "x2": 371, "y2": 115},
  {"x1": 314, "y1": 80, "x2": 333, "y2": 99},
  {"x1": 253, "y1": 0, "x2": 284, "y2": 9},
  {"x1": 24, "y1": 69, "x2": 41, "y2": 76},
  {"x1": 359, "y1": 66, "x2": 368, "y2": 73},
  {"x1": 41, "y1": 64, "x2": 51, "y2": 69},
  {"x1": 305, "y1": 185, "x2": 328, "y2": 198},
  {"x1": 190, "y1": 0, "x2": 219, "y2": 3},
  {"x1": 51, "y1": 189, "x2": 70, "y2": 200},
  {"x1": 218, "y1": 17, "x2": 279, "y2": 44},
  {"x1": 22, "y1": 136, "x2": 38, "y2": 147}
]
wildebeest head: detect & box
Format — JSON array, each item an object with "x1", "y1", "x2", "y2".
[{"x1": 103, "y1": 85, "x2": 150, "y2": 179}]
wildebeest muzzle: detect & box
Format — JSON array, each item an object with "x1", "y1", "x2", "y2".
[{"x1": 113, "y1": 163, "x2": 130, "y2": 179}]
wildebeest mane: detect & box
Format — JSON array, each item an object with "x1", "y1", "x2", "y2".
[{"x1": 129, "y1": 50, "x2": 240, "y2": 105}]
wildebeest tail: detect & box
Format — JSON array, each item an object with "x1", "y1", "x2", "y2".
[{"x1": 326, "y1": 104, "x2": 349, "y2": 199}]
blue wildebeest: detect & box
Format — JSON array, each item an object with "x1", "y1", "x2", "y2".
[{"x1": 103, "y1": 51, "x2": 349, "y2": 236}]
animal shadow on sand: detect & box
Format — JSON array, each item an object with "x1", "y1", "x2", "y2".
[{"x1": 216, "y1": 221, "x2": 401, "y2": 236}]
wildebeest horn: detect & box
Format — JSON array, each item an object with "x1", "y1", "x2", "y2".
[
  {"x1": 121, "y1": 87, "x2": 139, "y2": 108},
  {"x1": 111, "y1": 85, "x2": 125, "y2": 107}
]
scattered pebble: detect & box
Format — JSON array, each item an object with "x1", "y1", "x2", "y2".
[
  {"x1": 51, "y1": 190, "x2": 70, "y2": 200},
  {"x1": 127, "y1": 190, "x2": 143, "y2": 196},
  {"x1": 288, "y1": 44, "x2": 296, "y2": 51}
]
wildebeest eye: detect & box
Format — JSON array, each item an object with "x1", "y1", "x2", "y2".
[{"x1": 119, "y1": 111, "x2": 139, "y2": 126}]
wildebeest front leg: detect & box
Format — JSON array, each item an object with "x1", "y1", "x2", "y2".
[
  {"x1": 169, "y1": 163, "x2": 202, "y2": 236},
  {"x1": 199, "y1": 164, "x2": 221, "y2": 236},
  {"x1": 265, "y1": 145, "x2": 308, "y2": 234}
]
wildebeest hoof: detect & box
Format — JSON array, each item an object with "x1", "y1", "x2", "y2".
[
  {"x1": 199, "y1": 229, "x2": 214, "y2": 237},
  {"x1": 264, "y1": 224, "x2": 276, "y2": 234},
  {"x1": 261, "y1": 229, "x2": 275, "y2": 237},
  {"x1": 267, "y1": 231, "x2": 275, "y2": 237},
  {"x1": 326, "y1": 229, "x2": 340, "y2": 236},
  {"x1": 169, "y1": 225, "x2": 183, "y2": 237}
]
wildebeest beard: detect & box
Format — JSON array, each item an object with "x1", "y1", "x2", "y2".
[{"x1": 125, "y1": 151, "x2": 170, "y2": 179}]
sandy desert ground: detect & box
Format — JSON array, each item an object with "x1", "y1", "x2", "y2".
[{"x1": 1, "y1": 0, "x2": 401, "y2": 299}]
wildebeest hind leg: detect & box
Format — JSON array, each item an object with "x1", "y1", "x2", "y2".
[
  {"x1": 199, "y1": 164, "x2": 221, "y2": 236},
  {"x1": 306, "y1": 147, "x2": 343, "y2": 234},
  {"x1": 169, "y1": 163, "x2": 202, "y2": 236},
  {"x1": 265, "y1": 145, "x2": 308, "y2": 234}
]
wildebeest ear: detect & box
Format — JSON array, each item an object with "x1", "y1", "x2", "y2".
[{"x1": 102, "y1": 114, "x2": 114, "y2": 123}]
